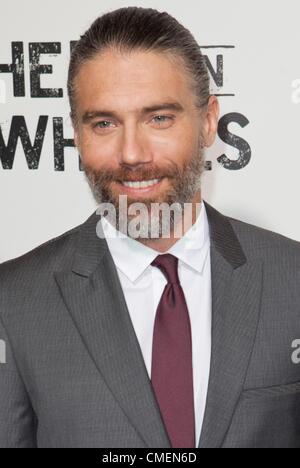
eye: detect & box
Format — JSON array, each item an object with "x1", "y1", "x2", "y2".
[
  {"x1": 152, "y1": 115, "x2": 173, "y2": 124},
  {"x1": 94, "y1": 120, "x2": 114, "y2": 130}
]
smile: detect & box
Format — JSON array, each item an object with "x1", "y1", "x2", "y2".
[
  {"x1": 115, "y1": 178, "x2": 164, "y2": 195},
  {"x1": 121, "y1": 179, "x2": 161, "y2": 189}
]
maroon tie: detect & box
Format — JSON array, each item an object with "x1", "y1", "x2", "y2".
[{"x1": 150, "y1": 254, "x2": 196, "y2": 448}]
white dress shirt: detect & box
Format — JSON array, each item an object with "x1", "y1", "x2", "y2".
[{"x1": 100, "y1": 200, "x2": 212, "y2": 446}]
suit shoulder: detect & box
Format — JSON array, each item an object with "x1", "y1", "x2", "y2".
[
  {"x1": 0, "y1": 217, "x2": 88, "y2": 280},
  {"x1": 227, "y1": 214, "x2": 300, "y2": 264}
]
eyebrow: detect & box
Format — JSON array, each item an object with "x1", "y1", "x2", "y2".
[{"x1": 81, "y1": 102, "x2": 184, "y2": 124}]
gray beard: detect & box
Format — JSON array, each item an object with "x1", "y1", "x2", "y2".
[{"x1": 84, "y1": 146, "x2": 205, "y2": 240}]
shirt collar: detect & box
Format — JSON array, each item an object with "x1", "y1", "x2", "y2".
[{"x1": 101, "y1": 199, "x2": 210, "y2": 283}]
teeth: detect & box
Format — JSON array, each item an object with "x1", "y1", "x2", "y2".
[{"x1": 122, "y1": 179, "x2": 160, "y2": 189}]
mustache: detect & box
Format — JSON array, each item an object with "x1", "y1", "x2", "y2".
[{"x1": 83, "y1": 163, "x2": 182, "y2": 183}]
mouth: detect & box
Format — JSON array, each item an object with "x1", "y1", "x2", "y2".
[{"x1": 114, "y1": 178, "x2": 164, "y2": 195}]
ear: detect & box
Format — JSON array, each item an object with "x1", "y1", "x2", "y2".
[
  {"x1": 74, "y1": 128, "x2": 79, "y2": 149},
  {"x1": 70, "y1": 111, "x2": 80, "y2": 149},
  {"x1": 202, "y1": 96, "x2": 220, "y2": 147}
]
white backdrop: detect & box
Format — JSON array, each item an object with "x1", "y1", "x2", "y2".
[{"x1": 1, "y1": 0, "x2": 299, "y2": 262}]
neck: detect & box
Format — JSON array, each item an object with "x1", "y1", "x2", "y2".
[{"x1": 138, "y1": 190, "x2": 202, "y2": 253}]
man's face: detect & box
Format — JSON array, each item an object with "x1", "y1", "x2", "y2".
[{"x1": 73, "y1": 48, "x2": 218, "y2": 234}]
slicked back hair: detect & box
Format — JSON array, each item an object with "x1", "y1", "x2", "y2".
[{"x1": 68, "y1": 6, "x2": 210, "y2": 124}]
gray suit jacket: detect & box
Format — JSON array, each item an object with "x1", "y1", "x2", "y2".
[{"x1": 0, "y1": 200, "x2": 300, "y2": 448}]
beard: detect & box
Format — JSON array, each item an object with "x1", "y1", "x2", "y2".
[{"x1": 83, "y1": 141, "x2": 205, "y2": 240}]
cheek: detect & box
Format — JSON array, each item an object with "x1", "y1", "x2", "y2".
[
  {"x1": 152, "y1": 132, "x2": 196, "y2": 166},
  {"x1": 79, "y1": 130, "x2": 117, "y2": 168}
]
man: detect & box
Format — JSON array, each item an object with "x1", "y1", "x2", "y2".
[{"x1": 0, "y1": 6, "x2": 300, "y2": 448}]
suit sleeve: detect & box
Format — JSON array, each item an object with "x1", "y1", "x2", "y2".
[{"x1": 0, "y1": 315, "x2": 37, "y2": 448}]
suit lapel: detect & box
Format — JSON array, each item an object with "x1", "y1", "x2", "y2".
[
  {"x1": 55, "y1": 201, "x2": 263, "y2": 449},
  {"x1": 199, "y1": 202, "x2": 263, "y2": 447},
  {"x1": 55, "y1": 213, "x2": 171, "y2": 448}
]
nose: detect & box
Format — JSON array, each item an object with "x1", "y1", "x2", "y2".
[{"x1": 118, "y1": 122, "x2": 152, "y2": 168}]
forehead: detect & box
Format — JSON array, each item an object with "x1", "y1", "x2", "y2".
[{"x1": 74, "y1": 49, "x2": 195, "y2": 112}]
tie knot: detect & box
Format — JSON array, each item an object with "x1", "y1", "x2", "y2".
[{"x1": 151, "y1": 254, "x2": 180, "y2": 285}]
